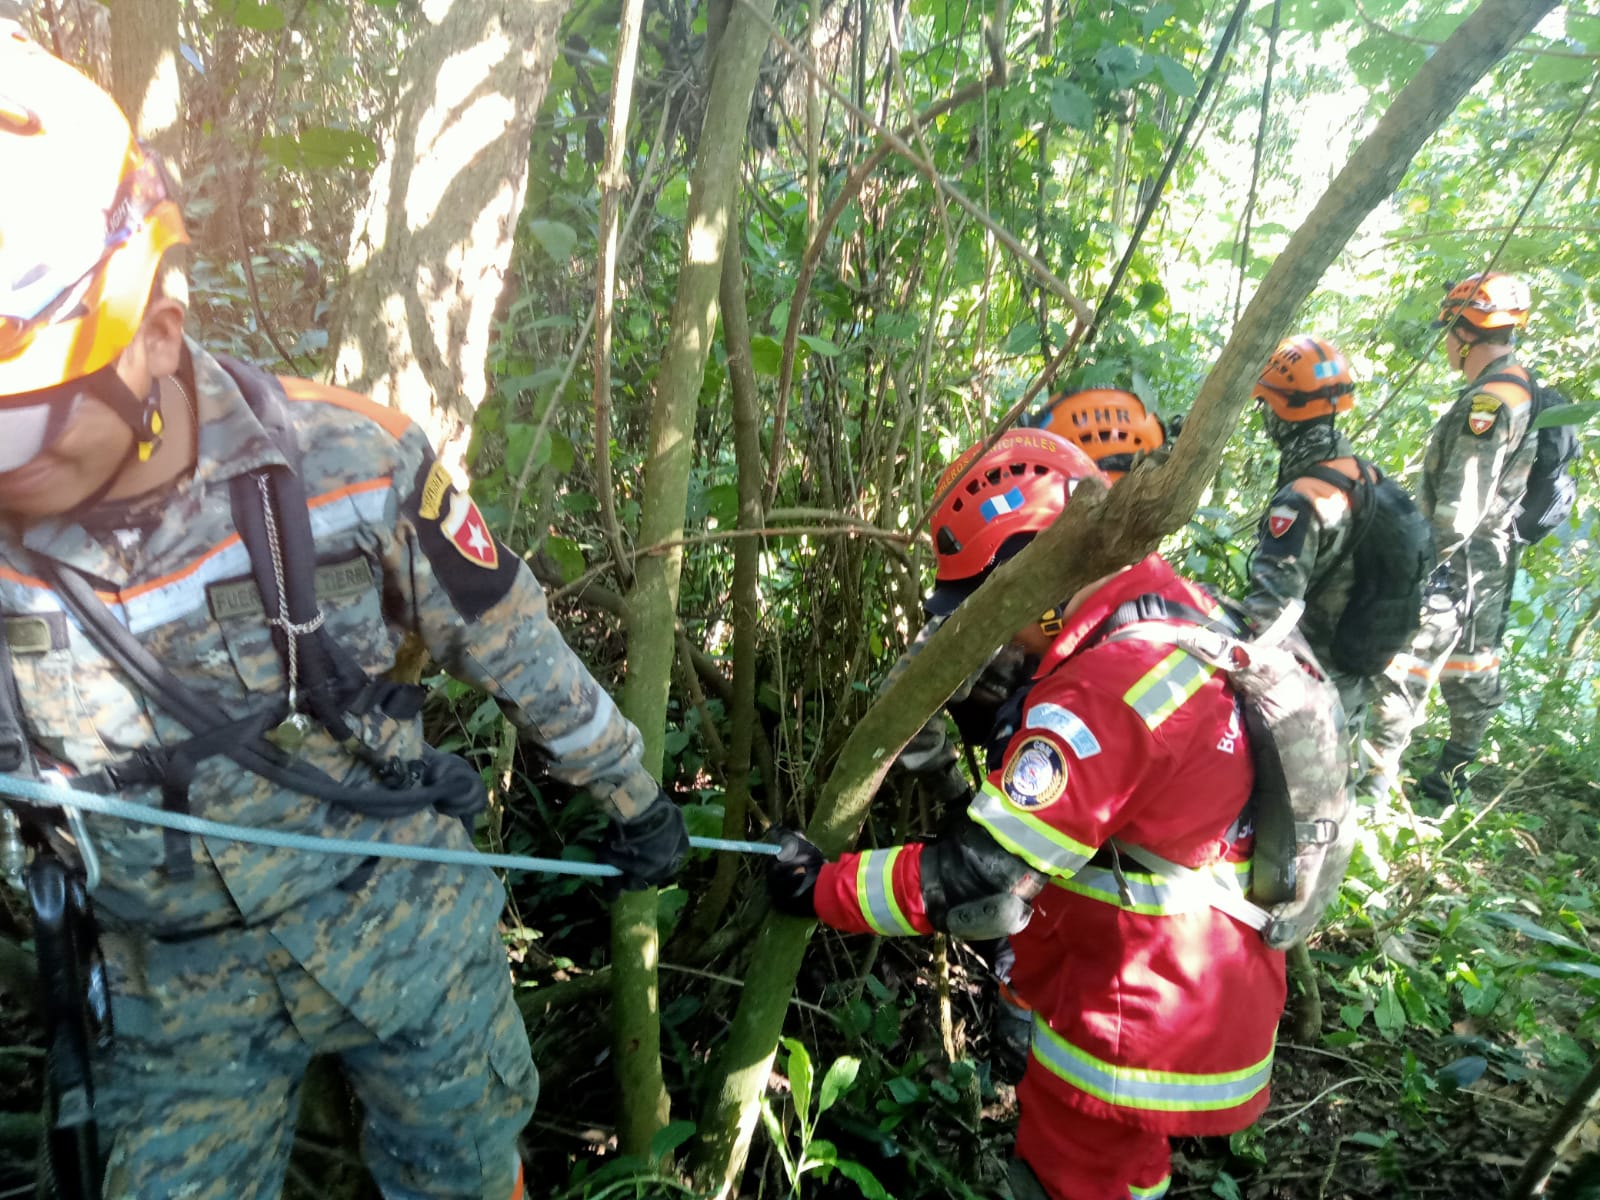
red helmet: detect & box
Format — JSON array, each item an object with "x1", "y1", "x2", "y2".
[
  {"x1": 1252, "y1": 335, "x2": 1355, "y2": 422},
  {"x1": 926, "y1": 429, "x2": 1104, "y2": 614},
  {"x1": 1437, "y1": 272, "x2": 1530, "y2": 330},
  {"x1": 1034, "y1": 388, "x2": 1165, "y2": 481}
]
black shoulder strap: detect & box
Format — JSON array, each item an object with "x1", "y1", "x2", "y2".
[{"x1": 1081, "y1": 592, "x2": 1237, "y2": 653}]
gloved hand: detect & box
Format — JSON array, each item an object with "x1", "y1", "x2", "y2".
[
  {"x1": 598, "y1": 788, "x2": 689, "y2": 891},
  {"x1": 766, "y1": 828, "x2": 826, "y2": 918}
]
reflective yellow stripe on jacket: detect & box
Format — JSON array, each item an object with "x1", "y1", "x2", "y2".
[
  {"x1": 969, "y1": 782, "x2": 1095, "y2": 879},
  {"x1": 1060, "y1": 856, "x2": 1252, "y2": 916},
  {"x1": 854, "y1": 848, "x2": 920, "y2": 936},
  {"x1": 1130, "y1": 1176, "x2": 1171, "y2": 1199},
  {"x1": 1030, "y1": 1016, "x2": 1274, "y2": 1113},
  {"x1": 1122, "y1": 647, "x2": 1216, "y2": 730}
]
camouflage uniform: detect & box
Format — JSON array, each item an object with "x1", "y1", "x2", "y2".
[
  {"x1": 0, "y1": 341, "x2": 661, "y2": 1198},
  {"x1": 1365, "y1": 358, "x2": 1538, "y2": 795},
  {"x1": 1240, "y1": 424, "x2": 1372, "y2": 726}
]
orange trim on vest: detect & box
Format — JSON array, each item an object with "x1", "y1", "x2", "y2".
[
  {"x1": 508, "y1": 1161, "x2": 525, "y2": 1200},
  {"x1": 278, "y1": 375, "x2": 415, "y2": 440}
]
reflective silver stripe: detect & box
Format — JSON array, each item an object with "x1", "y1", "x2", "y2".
[
  {"x1": 1031, "y1": 1017, "x2": 1274, "y2": 1113},
  {"x1": 856, "y1": 848, "x2": 919, "y2": 935},
  {"x1": 542, "y1": 688, "x2": 623, "y2": 757},
  {"x1": 969, "y1": 783, "x2": 1094, "y2": 878},
  {"x1": 1059, "y1": 856, "x2": 1252, "y2": 916},
  {"x1": 1122, "y1": 648, "x2": 1215, "y2": 729}
]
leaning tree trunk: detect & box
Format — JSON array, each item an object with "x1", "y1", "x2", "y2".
[
  {"x1": 329, "y1": 0, "x2": 568, "y2": 471},
  {"x1": 688, "y1": 0, "x2": 1558, "y2": 1191},
  {"x1": 610, "y1": 0, "x2": 776, "y2": 1160},
  {"x1": 108, "y1": 0, "x2": 183, "y2": 170}
]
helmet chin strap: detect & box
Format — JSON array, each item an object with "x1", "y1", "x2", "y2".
[{"x1": 63, "y1": 366, "x2": 166, "y2": 514}]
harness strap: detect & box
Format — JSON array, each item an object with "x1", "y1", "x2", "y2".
[{"x1": 1299, "y1": 458, "x2": 1379, "y2": 582}]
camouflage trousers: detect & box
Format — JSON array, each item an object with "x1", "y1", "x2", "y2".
[
  {"x1": 1365, "y1": 542, "x2": 1520, "y2": 785},
  {"x1": 95, "y1": 868, "x2": 537, "y2": 1200}
]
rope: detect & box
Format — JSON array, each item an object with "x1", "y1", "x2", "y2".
[{"x1": 0, "y1": 772, "x2": 777, "y2": 882}]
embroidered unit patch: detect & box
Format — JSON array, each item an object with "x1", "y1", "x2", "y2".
[
  {"x1": 1001, "y1": 735, "x2": 1069, "y2": 810},
  {"x1": 1467, "y1": 394, "x2": 1500, "y2": 436}
]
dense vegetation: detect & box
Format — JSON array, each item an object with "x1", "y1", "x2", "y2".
[{"x1": 1, "y1": 0, "x2": 1598, "y2": 1196}]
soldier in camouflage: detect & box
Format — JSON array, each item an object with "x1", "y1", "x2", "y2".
[
  {"x1": 0, "y1": 35, "x2": 686, "y2": 1199},
  {"x1": 1240, "y1": 336, "x2": 1373, "y2": 726},
  {"x1": 1365, "y1": 273, "x2": 1540, "y2": 806}
]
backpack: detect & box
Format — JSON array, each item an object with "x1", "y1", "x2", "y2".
[
  {"x1": 1301, "y1": 460, "x2": 1435, "y2": 678},
  {"x1": 1477, "y1": 368, "x2": 1580, "y2": 544},
  {"x1": 1087, "y1": 593, "x2": 1354, "y2": 950}
]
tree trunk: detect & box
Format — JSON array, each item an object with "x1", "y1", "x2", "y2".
[
  {"x1": 610, "y1": 0, "x2": 775, "y2": 1159},
  {"x1": 688, "y1": 0, "x2": 1557, "y2": 1191},
  {"x1": 108, "y1": 0, "x2": 183, "y2": 169},
  {"x1": 328, "y1": 0, "x2": 568, "y2": 472}
]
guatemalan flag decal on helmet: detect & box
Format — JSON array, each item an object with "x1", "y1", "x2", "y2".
[
  {"x1": 1268, "y1": 504, "x2": 1298, "y2": 538},
  {"x1": 1313, "y1": 360, "x2": 1341, "y2": 379},
  {"x1": 980, "y1": 486, "x2": 1026, "y2": 522}
]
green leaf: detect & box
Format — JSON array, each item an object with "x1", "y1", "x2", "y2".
[
  {"x1": 1532, "y1": 401, "x2": 1600, "y2": 431},
  {"x1": 884, "y1": 1075, "x2": 921, "y2": 1104},
  {"x1": 261, "y1": 126, "x2": 379, "y2": 172},
  {"x1": 818, "y1": 1056, "x2": 862, "y2": 1115},
  {"x1": 546, "y1": 431, "x2": 574, "y2": 475},
  {"x1": 1374, "y1": 980, "x2": 1405, "y2": 1039},
  {"x1": 649, "y1": 1119, "x2": 696, "y2": 1161},
  {"x1": 1530, "y1": 961, "x2": 1600, "y2": 981},
  {"x1": 224, "y1": 0, "x2": 285, "y2": 30},
  {"x1": 797, "y1": 333, "x2": 842, "y2": 357},
  {"x1": 1147, "y1": 53, "x2": 1196, "y2": 97},
  {"x1": 783, "y1": 1037, "x2": 815, "y2": 1121},
  {"x1": 1530, "y1": 52, "x2": 1595, "y2": 86},
  {"x1": 526, "y1": 219, "x2": 578, "y2": 262},
  {"x1": 545, "y1": 535, "x2": 585, "y2": 584},
  {"x1": 1141, "y1": 2, "x2": 1174, "y2": 36},
  {"x1": 834, "y1": 1160, "x2": 893, "y2": 1200},
  {"x1": 704, "y1": 482, "x2": 740, "y2": 528},
  {"x1": 759, "y1": 1101, "x2": 798, "y2": 1182},
  {"x1": 750, "y1": 335, "x2": 785, "y2": 378},
  {"x1": 1049, "y1": 80, "x2": 1094, "y2": 131},
  {"x1": 802, "y1": 1137, "x2": 838, "y2": 1168},
  {"x1": 506, "y1": 424, "x2": 546, "y2": 477},
  {"x1": 1093, "y1": 45, "x2": 1147, "y2": 88},
  {"x1": 1339, "y1": 1004, "x2": 1366, "y2": 1030},
  {"x1": 1482, "y1": 910, "x2": 1589, "y2": 952}
]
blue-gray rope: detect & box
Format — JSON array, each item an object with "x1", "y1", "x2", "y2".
[{"x1": 0, "y1": 771, "x2": 775, "y2": 882}]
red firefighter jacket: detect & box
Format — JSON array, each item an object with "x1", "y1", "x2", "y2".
[{"x1": 814, "y1": 555, "x2": 1287, "y2": 1135}]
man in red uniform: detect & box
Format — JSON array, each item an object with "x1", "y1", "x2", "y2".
[{"x1": 769, "y1": 430, "x2": 1286, "y2": 1200}]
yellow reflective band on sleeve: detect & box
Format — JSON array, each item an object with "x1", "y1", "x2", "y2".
[
  {"x1": 1130, "y1": 1175, "x2": 1171, "y2": 1199},
  {"x1": 1122, "y1": 648, "x2": 1215, "y2": 730},
  {"x1": 1030, "y1": 1016, "x2": 1274, "y2": 1113},
  {"x1": 855, "y1": 848, "x2": 920, "y2": 936},
  {"x1": 970, "y1": 782, "x2": 1095, "y2": 878}
]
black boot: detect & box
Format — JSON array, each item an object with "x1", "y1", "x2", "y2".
[{"x1": 1418, "y1": 741, "x2": 1476, "y2": 807}]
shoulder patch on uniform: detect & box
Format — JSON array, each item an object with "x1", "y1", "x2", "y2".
[
  {"x1": 1025, "y1": 703, "x2": 1101, "y2": 758},
  {"x1": 418, "y1": 462, "x2": 453, "y2": 521},
  {"x1": 404, "y1": 455, "x2": 519, "y2": 620},
  {"x1": 1001, "y1": 735, "x2": 1069, "y2": 810},
  {"x1": 1267, "y1": 504, "x2": 1299, "y2": 538},
  {"x1": 1467, "y1": 393, "x2": 1502, "y2": 436}
]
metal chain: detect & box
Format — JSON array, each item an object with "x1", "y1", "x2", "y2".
[{"x1": 255, "y1": 475, "x2": 324, "y2": 709}]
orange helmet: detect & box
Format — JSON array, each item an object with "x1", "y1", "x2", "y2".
[
  {"x1": 1034, "y1": 388, "x2": 1165, "y2": 480},
  {"x1": 925, "y1": 429, "x2": 1104, "y2": 615},
  {"x1": 0, "y1": 34, "x2": 188, "y2": 400},
  {"x1": 1436, "y1": 272, "x2": 1530, "y2": 330},
  {"x1": 1252, "y1": 335, "x2": 1355, "y2": 422}
]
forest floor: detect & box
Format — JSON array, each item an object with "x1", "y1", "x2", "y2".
[{"x1": 1, "y1": 755, "x2": 1595, "y2": 1199}]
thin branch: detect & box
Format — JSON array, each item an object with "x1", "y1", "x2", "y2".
[
  {"x1": 590, "y1": 0, "x2": 649, "y2": 587},
  {"x1": 1080, "y1": 0, "x2": 1251, "y2": 357},
  {"x1": 1353, "y1": 0, "x2": 1600, "y2": 60},
  {"x1": 1233, "y1": 0, "x2": 1282, "y2": 327},
  {"x1": 764, "y1": 73, "x2": 1007, "y2": 509},
  {"x1": 1367, "y1": 223, "x2": 1600, "y2": 252},
  {"x1": 637, "y1": 523, "x2": 918, "y2": 557}
]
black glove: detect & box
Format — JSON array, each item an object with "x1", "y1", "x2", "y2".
[
  {"x1": 766, "y1": 828, "x2": 826, "y2": 918},
  {"x1": 598, "y1": 789, "x2": 689, "y2": 891}
]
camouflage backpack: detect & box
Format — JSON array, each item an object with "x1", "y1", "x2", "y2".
[{"x1": 1088, "y1": 593, "x2": 1355, "y2": 949}]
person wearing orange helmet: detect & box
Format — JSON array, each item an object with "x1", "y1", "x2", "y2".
[
  {"x1": 0, "y1": 30, "x2": 686, "y2": 1198},
  {"x1": 768, "y1": 429, "x2": 1284, "y2": 1200},
  {"x1": 1241, "y1": 335, "x2": 1418, "y2": 726},
  {"x1": 1033, "y1": 387, "x2": 1168, "y2": 481},
  {"x1": 1364, "y1": 272, "x2": 1542, "y2": 806}
]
